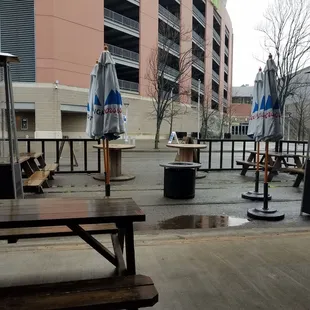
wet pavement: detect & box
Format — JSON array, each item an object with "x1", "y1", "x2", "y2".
[{"x1": 25, "y1": 150, "x2": 308, "y2": 232}]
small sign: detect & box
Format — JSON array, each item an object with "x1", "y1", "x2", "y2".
[
  {"x1": 168, "y1": 131, "x2": 179, "y2": 144},
  {"x1": 21, "y1": 118, "x2": 28, "y2": 130}
]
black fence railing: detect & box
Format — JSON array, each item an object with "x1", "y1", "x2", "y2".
[
  {"x1": 197, "y1": 139, "x2": 308, "y2": 171},
  {"x1": 7, "y1": 138, "x2": 308, "y2": 174},
  {"x1": 16, "y1": 138, "x2": 102, "y2": 174}
]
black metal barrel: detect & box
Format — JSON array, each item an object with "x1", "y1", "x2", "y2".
[{"x1": 160, "y1": 162, "x2": 201, "y2": 199}]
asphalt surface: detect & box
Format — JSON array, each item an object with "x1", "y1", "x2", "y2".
[{"x1": 27, "y1": 150, "x2": 310, "y2": 232}]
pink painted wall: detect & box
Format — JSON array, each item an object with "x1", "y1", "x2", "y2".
[
  {"x1": 35, "y1": 0, "x2": 104, "y2": 88},
  {"x1": 180, "y1": 0, "x2": 192, "y2": 105},
  {"x1": 139, "y1": 0, "x2": 159, "y2": 97}
]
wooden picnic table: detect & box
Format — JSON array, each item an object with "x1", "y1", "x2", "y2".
[
  {"x1": 237, "y1": 151, "x2": 305, "y2": 183},
  {"x1": 0, "y1": 197, "x2": 144, "y2": 275},
  {"x1": 0, "y1": 197, "x2": 158, "y2": 309},
  {"x1": 166, "y1": 143, "x2": 207, "y2": 162},
  {"x1": 93, "y1": 144, "x2": 135, "y2": 181}
]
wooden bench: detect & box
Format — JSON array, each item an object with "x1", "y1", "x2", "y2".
[
  {"x1": 42, "y1": 163, "x2": 59, "y2": 179},
  {"x1": 0, "y1": 223, "x2": 118, "y2": 244},
  {"x1": 0, "y1": 274, "x2": 158, "y2": 309},
  {"x1": 281, "y1": 167, "x2": 304, "y2": 187},
  {"x1": 23, "y1": 171, "x2": 50, "y2": 193}
]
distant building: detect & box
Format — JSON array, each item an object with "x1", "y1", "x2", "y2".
[
  {"x1": 230, "y1": 85, "x2": 253, "y2": 138},
  {"x1": 0, "y1": 0, "x2": 233, "y2": 139}
]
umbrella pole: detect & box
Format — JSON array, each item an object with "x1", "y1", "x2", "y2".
[
  {"x1": 263, "y1": 141, "x2": 269, "y2": 210},
  {"x1": 102, "y1": 138, "x2": 107, "y2": 183},
  {"x1": 241, "y1": 141, "x2": 271, "y2": 201},
  {"x1": 105, "y1": 139, "x2": 111, "y2": 197},
  {"x1": 247, "y1": 141, "x2": 284, "y2": 221},
  {"x1": 255, "y1": 141, "x2": 260, "y2": 193}
]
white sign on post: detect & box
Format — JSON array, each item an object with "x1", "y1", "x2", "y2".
[{"x1": 168, "y1": 131, "x2": 179, "y2": 144}]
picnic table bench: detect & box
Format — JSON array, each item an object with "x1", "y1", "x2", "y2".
[
  {"x1": 236, "y1": 151, "x2": 305, "y2": 183},
  {"x1": 0, "y1": 197, "x2": 158, "y2": 309}
]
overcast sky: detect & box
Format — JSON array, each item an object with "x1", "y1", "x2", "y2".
[{"x1": 226, "y1": 0, "x2": 271, "y2": 86}]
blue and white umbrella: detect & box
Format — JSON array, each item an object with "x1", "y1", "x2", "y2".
[
  {"x1": 248, "y1": 68, "x2": 264, "y2": 140},
  {"x1": 86, "y1": 63, "x2": 98, "y2": 138},
  {"x1": 257, "y1": 54, "x2": 282, "y2": 142}
]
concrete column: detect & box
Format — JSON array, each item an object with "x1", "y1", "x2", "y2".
[
  {"x1": 34, "y1": 85, "x2": 62, "y2": 138},
  {"x1": 139, "y1": 0, "x2": 159, "y2": 97},
  {"x1": 180, "y1": 0, "x2": 192, "y2": 105}
]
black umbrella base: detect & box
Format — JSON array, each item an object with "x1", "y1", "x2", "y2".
[
  {"x1": 242, "y1": 191, "x2": 272, "y2": 201},
  {"x1": 247, "y1": 207, "x2": 285, "y2": 221}
]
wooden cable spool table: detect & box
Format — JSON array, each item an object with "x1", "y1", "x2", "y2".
[{"x1": 93, "y1": 144, "x2": 136, "y2": 182}]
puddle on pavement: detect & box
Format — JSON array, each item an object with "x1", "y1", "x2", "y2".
[{"x1": 135, "y1": 215, "x2": 249, "y2": 231}]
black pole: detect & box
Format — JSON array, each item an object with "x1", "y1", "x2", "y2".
[
  {"x1": 263, "y1": 182, "x2": 269, "y2": 210},
  {"x1": 255, "y1": 170, "x2": 259, "y2": 193}
]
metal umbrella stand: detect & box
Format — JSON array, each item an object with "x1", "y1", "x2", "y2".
[
  {"x1": 0, "y1": 53, "x2": 24, "y2": 199},
  {"x1": 242, "y1": 68, "x2": 271, "y2": 201},
  {"x1": 247, "y1": 54, "x2": 284, "y2": 221}
]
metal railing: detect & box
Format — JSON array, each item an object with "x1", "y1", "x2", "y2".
[
  {"x1": 192, "y1": 30, "x2": 205, "y2": 49},
  {"x1": 16, "y1": 138, "x2": 102, "y2": 174},
  {"x1": 213, "y1": 29, "x2": 221, "y2": 44},
  {"x1": 119, "y1": 79, "x2": 139, "y2": 92},
  {"x1": 161, "y1": 64, "x2": 179, "y2": 78},
  {"x1": 212, "y1": 90, "x2": 219, "y2": 102},
  {"x1": 106, "y1": 44, "x2": 139, "y2": 63},
  {"x1": 104, "y1": 8, "x2": 139, "y2": 32},
  {"x1": 12, "y1": 138, "x2": 308, "y2": 174},
  {"x1": 158, "y1": 34, "x2": 180, "y2": 55},
  {"x1": 224, "y1": 63, "x2": 228, "y2": 73},
  {"x1": 159, "y1": 5, "x2": 180, "y2": 28},
  {"x1": 192, "y1": 55, "x2": 205, "y2": 72},
  {"x1": 193, "y1": 5, "x2": 206, "y2": 25},
  {"x1": 212, "y1": 50, "x2": 220, "y2": 63},
  {"x1": 212, "y1": 70, "x2": 220, "y2": 83},
  {"x1": 196, "y1": 139, "x2": 308, "y2": 171}
]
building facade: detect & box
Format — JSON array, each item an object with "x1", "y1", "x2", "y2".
[{"x1": 0, "y1": 0, "x2": 233, "y2": 139}]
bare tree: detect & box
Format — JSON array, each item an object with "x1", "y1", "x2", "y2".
[
  {"x1": 257, "y1": 0, "x2": 310, "y2": 111},
  {"x1": 288, "y1": 85, "x2": 310, "y2": 141},
  {"x1": 146, "y1": 21, "x2": 193, "y2": 149}
]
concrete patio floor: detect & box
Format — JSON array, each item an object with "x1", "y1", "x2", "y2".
[{"x1": 2, "y1": 227, "x2": 310, "y2": 309}]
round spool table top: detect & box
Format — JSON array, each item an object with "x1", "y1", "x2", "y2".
[
  {"x1": 93, "y1": 144, "x2": 136, "y2": 150},
  {"x1": 166, "y1": 143, "x2": 207, "y2": 149},
  {"x1": 160, "y1": 162, "x2": 201, "y2": 169}
]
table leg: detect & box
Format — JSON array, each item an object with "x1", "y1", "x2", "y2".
[
  {"x1": 110, "y1": 149, "x2": 122, "y2": 178},
  {"x1": 124, "y1": 223, "x2": 136, "y2": 275},
  {"x1": 28, "y1": 158, "x2": 40, "y2": 172},
  {"x1": 67, "y1": 224, "x2": 118, "y2": 267},
  {"x1": 179, "y1": 149, "x2": 193, "y2": 162},
  {"x1": 295, "y1": 156, "x2": 303, "y2": 168},
  {"x1": 268, "y1": 158, "x2": 281, "y2": 182},
  {"x1": 21, "y1": 161, "x2": 34, "y2": 178}
]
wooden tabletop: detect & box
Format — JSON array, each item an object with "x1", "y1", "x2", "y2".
[
  {"x1": 166, "y1": 143, "x2": 207, "y2": 149},
  {"x1": 19, "y1": 156, "x2": 30, "y2": 164},
  {"x1": 93, "y1": 144, "x2": 136, "y2": 150},
  {"x1": 0, "y1": 198, "x2": 145, "y2": 229},
  {"x1": 20, "y1": 152, "x2": 42, "y2": 159},
  {"x1": 250, "y1": 151, "x2": 303, "y2": 158}
]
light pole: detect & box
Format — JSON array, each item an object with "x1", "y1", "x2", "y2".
[
  {"x1": 197, "y1": 79, "x2": 201, "y2": 139},
  {"x1": 124, "y1": 102, "x2": 129, "y2": 142}
]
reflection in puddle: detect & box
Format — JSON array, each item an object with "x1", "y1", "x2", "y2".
[{"x1": 135, "y1": 215, "x2": 249, "y2": 231}]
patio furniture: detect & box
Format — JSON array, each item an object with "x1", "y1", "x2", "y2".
[
  {"x1": 93, "y1": 144, "x2": 135, "y2": 181},
  {"x1": 0, "y1": 197, "x2": 159, "y2": 309},
  {"x1": 237, "y1": 151, "x2": 305, "y2": 183},
  {"x1": 160, "y1": 162, "x2": 201, "y2": 199},
  {"x1": 166, "y1": 143, "x2": 207, "y2": 162},
  {"x1": 1, "y1": 275, "x2": 158, "y2": 309}
]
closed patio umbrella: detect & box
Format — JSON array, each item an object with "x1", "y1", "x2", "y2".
[
  {"x1": 242, "y1": 68, "x2": 271, "y2": 201},
  {"x1": 247, "y1": 54, "x2": 284, "y2": 221},
  {"x1": 89, "y1": 46, "x2": 125, "y2": 196}
]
